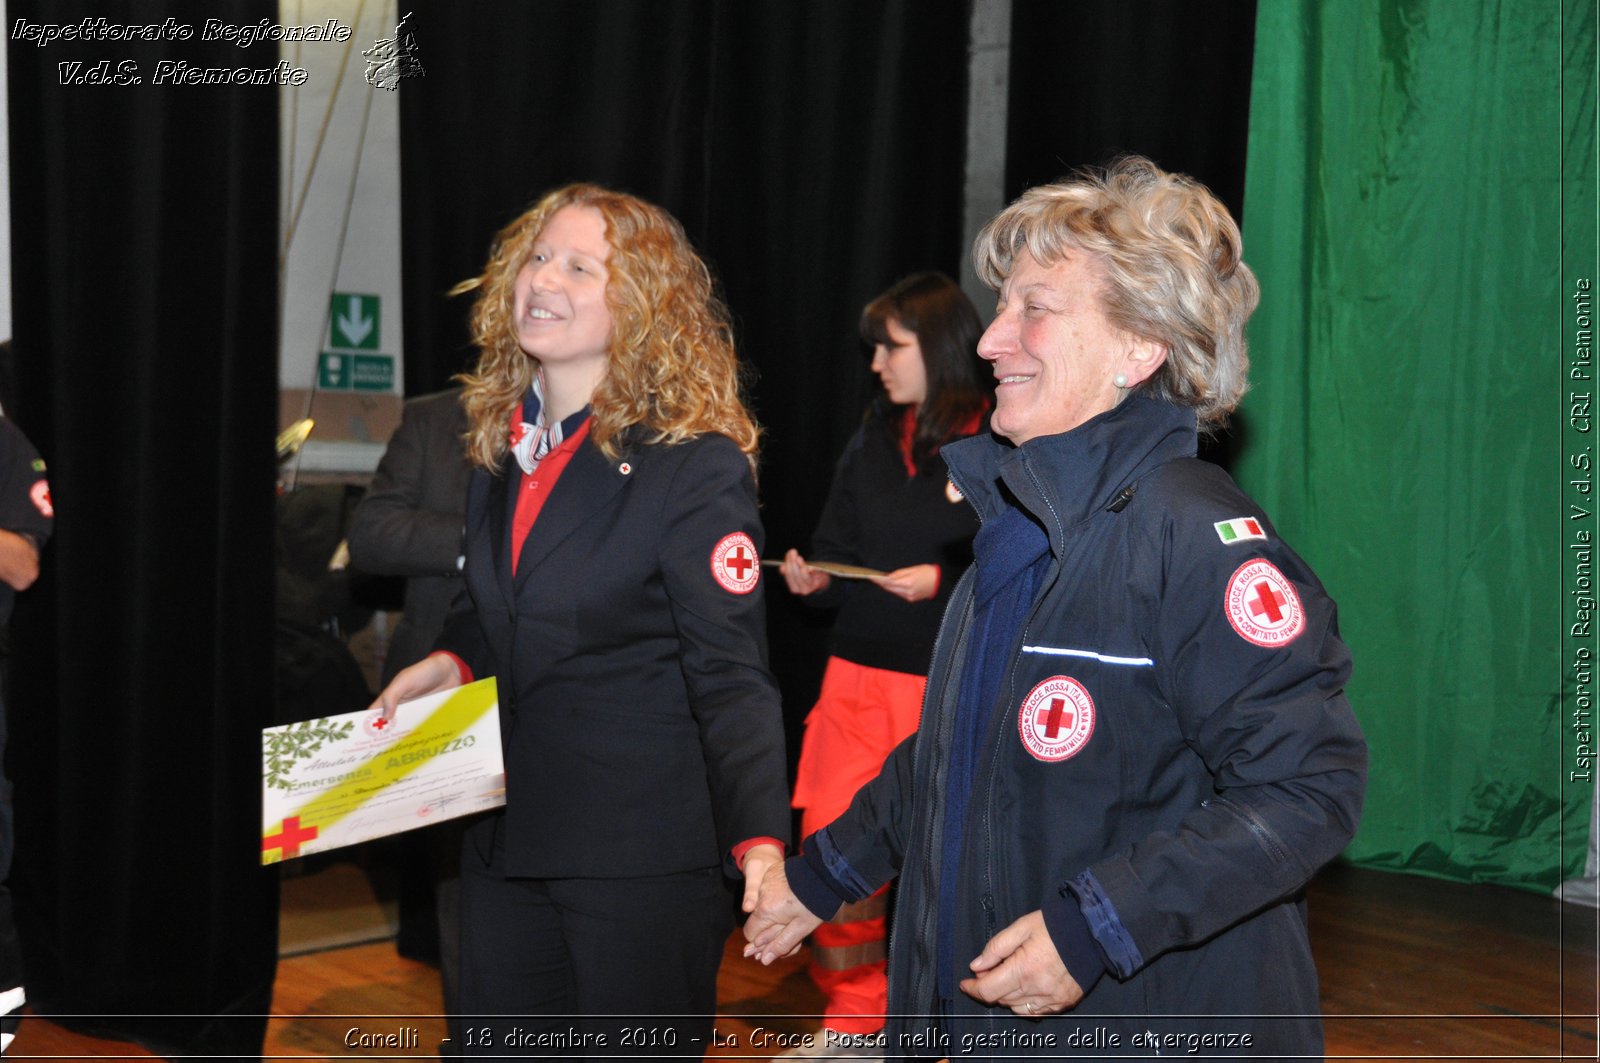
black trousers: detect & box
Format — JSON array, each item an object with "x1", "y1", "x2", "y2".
[
  {"x1": 0, "y1": 666, "x2": 21, "y2": 1054},
  {"x1": 457, "y1": 815, "x2": 734, "y2": 1059}
]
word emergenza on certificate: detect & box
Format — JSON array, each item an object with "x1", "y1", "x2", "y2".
[{"x1": 261, "y1": 678, "x2": 504, "y2": 864}]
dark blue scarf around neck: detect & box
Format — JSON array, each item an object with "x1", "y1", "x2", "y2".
[{"x1": 935, "y1": 501, "x2": 1051, "y2": 1002}]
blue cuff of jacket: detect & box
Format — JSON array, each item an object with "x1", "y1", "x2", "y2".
[
  {"x1": 787, "y1": 828, "x2": 870, "y2": 921},
  {"x1": 1040, "y1": 893, "x2": 1109, "y2": 995},
  {"x1": 1064, "y1": 870, "x2": 1145, "y2": 979}
]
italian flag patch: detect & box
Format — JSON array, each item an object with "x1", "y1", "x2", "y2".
[{"x1": 1214, "y1": 517, "x2": 1266, "y2": 544}]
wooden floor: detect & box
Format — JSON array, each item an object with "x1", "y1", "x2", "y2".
[{"x1": 7, "y1": 861, "x2": 1597, "y2": 1060}]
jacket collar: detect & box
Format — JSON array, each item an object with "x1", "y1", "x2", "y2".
[
  {"x1": 942, "y1": 395, "x2": 1197, "y2": 557},
  {"x1": 486, "y1": 419, "x2": 637, "y2": 598}
]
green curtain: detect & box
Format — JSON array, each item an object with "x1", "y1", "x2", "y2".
[{"x1": 1238, "y1": 0, "x2": 1596, "y2": 892}]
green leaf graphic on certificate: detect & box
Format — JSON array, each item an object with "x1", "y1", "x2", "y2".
[
  {"x1": 262, "y1": 718, "x2": 355, "y2": 791},
  {"x1": 260, "y1": 678, "x2": 503, "y2": 864}
]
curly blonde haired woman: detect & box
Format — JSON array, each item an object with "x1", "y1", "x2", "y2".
[{"x1": 375, "y1": 185, "x2": 788, "y2": 1056}]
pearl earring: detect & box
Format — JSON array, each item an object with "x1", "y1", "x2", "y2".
[{"x1": 1113, "y1": 373, "x2": 1129, "y2": 389}]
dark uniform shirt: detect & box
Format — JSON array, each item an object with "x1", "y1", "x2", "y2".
[
  {"x1": 0, "y1": 417, "x2": 52, "y2": 624},
  {"x1": 805, "y1": 415, "x2": 982, "y2": 675}
]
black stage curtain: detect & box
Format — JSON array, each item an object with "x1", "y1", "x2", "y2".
[
  {"x1": 7, "y1": 1, "x2": 279, "y2": 1057},
  {"x1": 1006, "y1": 0, "x2": 1257, "y2": 221},
  {"x1": 1006, "y1": 0, "x2": 1257, "y2": 466},
  {"x1": 398, "y1": 0, "x2": 973, "y2": 763}
]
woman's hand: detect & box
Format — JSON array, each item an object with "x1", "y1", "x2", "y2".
[
  {"x1": 780, "y1": 548, "x2": 832, "y2": 596},
  {"x1": 869, "y1": 563, "x2": 939, "y2": 603},
  {"x1": 738, "y1": 843, "x2": 785, "y2": 914},
  {"x1": 370, "y1": 653, "x2": 463, "y2": 720},
  {"x1": 958, "y1": 910, "x2": 1085, "y2": 1017},
  {"x1": 741, "y1": 860, "x2": 824, "y2": 965}
]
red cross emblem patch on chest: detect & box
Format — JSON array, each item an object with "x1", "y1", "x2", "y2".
[
  {"x1": 1017, "y1": 675, "x2": 1096, "y2": 763},
  {"x1": 1225, "y1": 559, "x2": 1306, "y2": 648},
  {"x1": 711, "y1": 531, "x2": 760, "y2": 594}
]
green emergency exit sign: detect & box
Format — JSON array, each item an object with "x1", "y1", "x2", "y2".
[
  {"x1": 329, "y1": 293, "x2": 380, "y2": 350},
  {"x1": 319, "y1": 352, "x2": 394, "y2": 392}
]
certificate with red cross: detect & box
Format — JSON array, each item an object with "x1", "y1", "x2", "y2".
[{"x1": 260, "y1": 678, "x2": 505, "y2": 864}]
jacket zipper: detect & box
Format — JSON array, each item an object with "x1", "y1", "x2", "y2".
[
  {"x1": 1203, "y1": 794, "x2": 1290, "y2": 865},
  {"x1": 975, "y1": 454, "x2": 1067, "y2": 1037},
  {"x1": 896, "y1": 567, "x2": 976, "y2": 1016}
]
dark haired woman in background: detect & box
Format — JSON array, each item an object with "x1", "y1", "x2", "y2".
[{"x1": 777, "y1": 271, "x2": 989, "y2": 1051}]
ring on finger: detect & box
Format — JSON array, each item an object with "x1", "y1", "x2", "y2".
[{"x1": 1025, "y1": 1002, "x2": 1037, "y2": 1014}]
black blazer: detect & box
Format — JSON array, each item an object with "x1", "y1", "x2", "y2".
[
  {"x1": 348, "y1": 388, "x2": 472, "y2": 684},
  {"x1": 437, "y1": 428, "x2": 790, "y2": 878}
]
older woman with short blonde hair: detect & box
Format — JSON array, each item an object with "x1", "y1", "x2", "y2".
[
  {"x1": 971, "y1": 157, "x2": 1258, "y2": 426},
  {"x1": 747, "y1": 156, "x2": 1365, "y2": 1060}
]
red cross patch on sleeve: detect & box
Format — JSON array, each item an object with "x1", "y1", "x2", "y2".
[
  {"x1": 711, "y1": 531, "x2": 760, "y2": 594},
  {"x1": 1225, "y1": 559, "x2": 1305, "y2": 647},
  {"x1": 29, "y1": 479, "x2": 51, "y2": 518}
]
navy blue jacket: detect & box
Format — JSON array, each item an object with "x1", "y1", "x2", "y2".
[
  {"x1": 802, "y1": 396, "x2": 1366, "y2": 1059},
  {"x1": 436, "y1": 429, "x2": 790, "y2": 879}
]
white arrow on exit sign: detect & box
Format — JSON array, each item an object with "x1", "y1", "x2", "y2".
[{"x1": 329, "y1": 293, "x2": 379, "y2": 350}]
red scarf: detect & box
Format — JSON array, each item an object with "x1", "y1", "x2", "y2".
[{"x1": 510, "y1": 418, "x2": 591, "y2": 574}]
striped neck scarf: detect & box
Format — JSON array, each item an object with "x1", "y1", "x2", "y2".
[{"x1": 508, "y1": 372, "x2": 565, "y2": 475}]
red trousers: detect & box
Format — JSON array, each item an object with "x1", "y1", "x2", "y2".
[{"x1": 792, "y1": 658, "x2": 925, "y2": 1035}]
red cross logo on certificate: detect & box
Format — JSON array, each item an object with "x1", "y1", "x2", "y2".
[
  {"x1": 1225, "y1": 559, "x2": 1306, "y2": 647},
  {"x1": 711, "y1": 532, "x2": 760, "y2": 594},
  {"x1": 1018, "y1": 676, "x2": 1096, "y2": 762},
  {"x1": 262, "y1": 816, "x2": 319, "y2": 860},
  {"x1": 363, "y1": 711, "x2": 398, "y2": 738}
]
